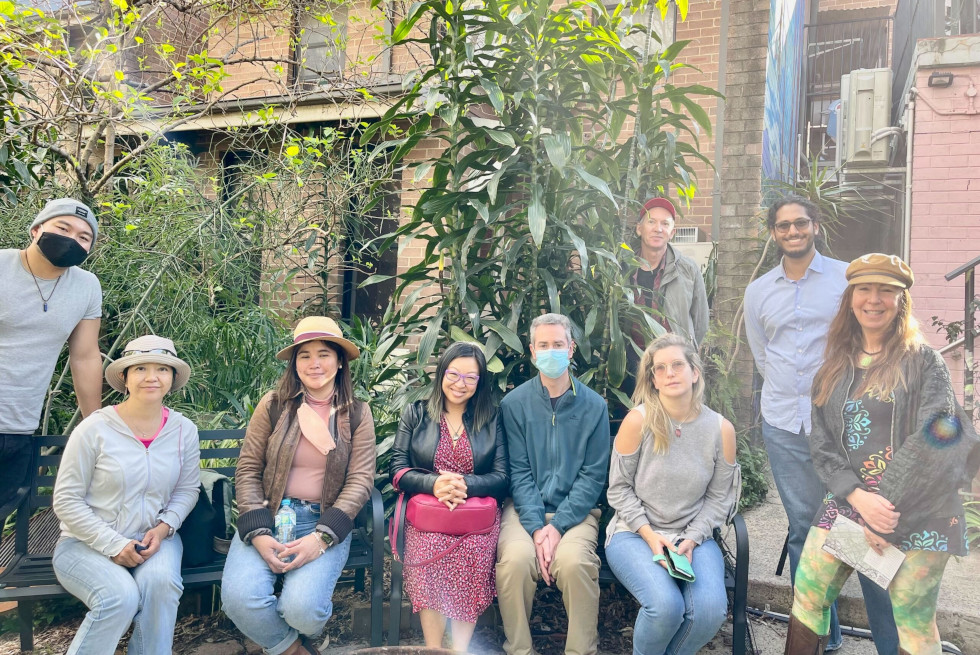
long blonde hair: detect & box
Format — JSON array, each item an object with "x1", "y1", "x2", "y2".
[
  {"x1": 633, "y1": 334, "x2": 705, "y2": 454},
  {"x1": 812, "y1": 285, "x2": 925, "y2": 406}
]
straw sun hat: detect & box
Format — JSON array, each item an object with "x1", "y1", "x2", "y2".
[
  {"x1": 276, "y1": 316, "x2": 360, "y2": 361},
  {"x1": 105, "y1": 335, "x2": 192, "y2": 394}
]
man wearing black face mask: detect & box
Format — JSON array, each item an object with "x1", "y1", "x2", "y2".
[{"x1": 0, "y1": 199, "x2": 103, "y2": 510}]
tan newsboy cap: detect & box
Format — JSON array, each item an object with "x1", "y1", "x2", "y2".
[{"x1": 845, "y1": 253, "x2": 914, "y2": 289}]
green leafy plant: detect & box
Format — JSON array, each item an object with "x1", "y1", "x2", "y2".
[
  {"x1": 363, "y1": 0, "x2": 717, "y2": 416},
  {"x1": 965, "y1": 494, "x2": 979, "y2": 549}
]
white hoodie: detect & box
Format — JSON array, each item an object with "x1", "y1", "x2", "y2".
[{"x1": 53, "y1": 406, "x2": 201, "y2": 557}]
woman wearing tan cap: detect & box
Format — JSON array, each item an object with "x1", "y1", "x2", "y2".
[
  {"x1": 222, "y1": 316, "x2": 376, "y2": 655},
  {"x1": 52, "y1": 335, "x2": 200, "y2": 655},
  {"x1": 784, "y1": 254, "x2": 980, "y2": 654}
]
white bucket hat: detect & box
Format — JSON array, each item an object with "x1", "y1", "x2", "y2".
[{"x1": 105, "y1": 335, "x2": 192, "y2": 394}]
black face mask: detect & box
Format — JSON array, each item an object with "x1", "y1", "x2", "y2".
[{"x1": 36, "y1": 232, "x2": 90, "y2": 268}]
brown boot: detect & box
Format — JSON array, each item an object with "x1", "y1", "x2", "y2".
[{"x1": 784, "y1": 614, "x2": 831, "y2": 654}]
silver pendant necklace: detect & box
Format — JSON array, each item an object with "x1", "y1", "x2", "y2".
[{"x1": 23, "y1": 251, "x2": 61, "y2": 312}]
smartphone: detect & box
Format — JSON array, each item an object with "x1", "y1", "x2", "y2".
[{"x1": 134, "y1": 543, "x2": 148, "y2": 553}]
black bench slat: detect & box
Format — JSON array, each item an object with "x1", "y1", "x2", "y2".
[
  {"x1": 199, "y1": 448, "x2": 245, "y2": 458},
  {"x1": 0, "y1": 431, "x2": 385, "y2": 652},
  {"x1": 34, "y1": 436, "x2": 69, "y2": 447},
  {"x1": 198, "y1": 430, "x2": 247, "y2": 440}
]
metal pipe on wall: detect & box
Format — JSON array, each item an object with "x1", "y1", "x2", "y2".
[
  {"x1": 710, "y1": 0, "x2": 731, "y2": 241},
  {"x1": 902, "y1": 90, "x2": 915, "y2": 261}
]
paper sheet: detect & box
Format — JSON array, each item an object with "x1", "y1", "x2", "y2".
[{"x1": 822, "y1": 515, "x2": 906, "y2": 589}]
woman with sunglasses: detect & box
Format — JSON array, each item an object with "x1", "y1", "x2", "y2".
[
  {"x1": 52, "y1": 335, "x2": 200, "y2": 655},
  {"x1": 605, "y1": 334, "x2": 739, "y2": 655},
  {"x1": 389, "y1": 341, "x2": 508, "y2": 651}
]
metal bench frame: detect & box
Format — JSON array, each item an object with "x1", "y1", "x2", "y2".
[{"x1": 0, "y1": 430, "x2": 384, "y2": 652}]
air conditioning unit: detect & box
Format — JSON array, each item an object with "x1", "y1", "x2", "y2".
[
  {"x1": 671, "y1": 226, "x2": 699, "y2": 244},
  {"x1": 837, "y1": 68, "x2": 892, "y2": 168}
]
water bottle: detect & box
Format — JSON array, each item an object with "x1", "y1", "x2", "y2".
[{"x1": 275, "y1": 499, "x2": 296, "y2": 544}]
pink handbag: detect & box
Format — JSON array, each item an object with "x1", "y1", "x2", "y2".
[{"x1": 389, "y1": 467, "x2": 498, "y2": 566}]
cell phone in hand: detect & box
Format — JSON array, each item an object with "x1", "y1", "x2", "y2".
[{"x1": 134, "y1": 543, "x2": 148, "y2": 553}]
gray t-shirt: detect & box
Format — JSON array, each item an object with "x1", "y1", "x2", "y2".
[
  {"x1": 605, "y1": 404, "x2": 740, "y2": 545},
  {"x1": 0, "y1": 249, "x2": 102, "y2": 434}
]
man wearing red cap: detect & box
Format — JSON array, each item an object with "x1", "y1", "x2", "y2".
[{"x1": 630, "y1": 197, "x2": 708, "y2": 348}]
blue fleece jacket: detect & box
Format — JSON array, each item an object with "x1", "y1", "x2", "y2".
[{"x1": 500, "y1": 375, "x2": 610, "y2": 536}]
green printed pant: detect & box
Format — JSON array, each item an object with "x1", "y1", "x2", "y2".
[{"x1": 791, "y1": 527, "x2": 950, "y2": 655}]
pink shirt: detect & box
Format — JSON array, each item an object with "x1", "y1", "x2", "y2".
[
  {"x1": 283, "y1": 396, "x2": 331, "y2": 502},
  {"x1": 112, "y1": 406, "x2": 169, "y2": 448}
]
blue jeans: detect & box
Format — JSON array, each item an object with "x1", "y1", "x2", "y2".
[
  {"x1": 761, "y1": 419, "x2": 899, "y2": 654},
  {"x1": 52, "y1": 535, "x2": 184, "y2": 655},
  {"x1": 221, "y1": 501, "x2": 352, "y2": 655},
  {"x1": 606, "y1": 531, "x2": 727, "y2": 655}
]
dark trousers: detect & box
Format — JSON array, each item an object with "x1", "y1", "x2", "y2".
[{"x1": 0, "y1": 433, "x2": 32, "y2": 509}]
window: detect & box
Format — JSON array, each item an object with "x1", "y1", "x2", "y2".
[
  {"x1": 296, "y1": 2, "x2": 348, "y2": 85},
  {"x1": 611, "y1": 2, "x2": 676, "y2": 57}
]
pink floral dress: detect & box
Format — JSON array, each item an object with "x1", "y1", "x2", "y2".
[{"x1": 402, "y1": 416, "x2": 502, "y2": 622}]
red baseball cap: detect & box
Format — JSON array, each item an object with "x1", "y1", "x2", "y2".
[{"x1": 640, "y1": 197, "x2": 676, "y2": 220}]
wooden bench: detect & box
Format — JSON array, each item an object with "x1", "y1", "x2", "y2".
[
  {"x1": 388, "y1": 511, "x2": 753, "y2": 654},
  {"x1": 0, "y1": 430, "x2": 385, "y2": 652}
]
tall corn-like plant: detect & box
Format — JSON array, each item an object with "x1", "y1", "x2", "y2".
[{"x1": 364, "y1": 0, "x2": 718, "y2": 405}]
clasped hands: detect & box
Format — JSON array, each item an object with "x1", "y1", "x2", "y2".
[
  {"x1": 846, "y1": 488, "x2": 900, "y2": 555},
  {"x1": 111, "y1": 521, "x2": 170, "y2": 568},
  {"x1": 252, "y1": 532, "x2": 328, "y2": 574},
  {"x1": 433, "y1": 470, "x2": 468, "y2": 510},
  {"x1": 532, "y1": 523, "x2": 562, "y2": 586}
]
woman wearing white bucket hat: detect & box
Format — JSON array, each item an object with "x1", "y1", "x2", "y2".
[
  {"x1": 222, "y1": 316, "x2": 376, "y2": 655},
  {"x1": 52, "y1": 335, "x2": 200, "y2": 655}
]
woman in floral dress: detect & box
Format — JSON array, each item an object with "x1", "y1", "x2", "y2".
[
  {"x1": 784, "y1": 254, "x2": 980, "y2": 655},
  {"x1": 390, "y1": 342, "x2": 508, "y2": 650}
]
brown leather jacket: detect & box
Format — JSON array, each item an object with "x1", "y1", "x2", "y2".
[{"x1": 235, "y1": 390, "x2": 376, "y2": 544}]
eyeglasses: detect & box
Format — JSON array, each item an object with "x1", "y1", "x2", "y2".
[
  {"x1": 123, "y1": 348, "x2": 176, "y2": 357},
  {"x1": 444, "y1": 369, "x2": 480, "y2": 386},
  {"x1": 653, "y1": 360, "x2": 688, "y2": 377},
  {"x1": 773, "y1": 218, "x2": 812, "y2": 234}
]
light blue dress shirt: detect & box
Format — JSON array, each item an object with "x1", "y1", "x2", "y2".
[{"x1": 743, "y1": 251, "x2": 849, "y2": 434}]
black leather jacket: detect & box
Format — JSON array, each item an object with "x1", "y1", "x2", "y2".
[{"x1": 389, "y1": 400, "x2": 509, "y2": 500}]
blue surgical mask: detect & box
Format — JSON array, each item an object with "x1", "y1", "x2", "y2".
[{"x1": 534, "y1": 349, "x2": 571, "y2": 379}]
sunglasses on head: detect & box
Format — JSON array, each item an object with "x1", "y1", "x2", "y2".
[{"x1": 123, "y1": 348, "x2": 176, "y2": 357}]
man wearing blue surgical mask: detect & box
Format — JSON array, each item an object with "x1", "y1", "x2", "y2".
[
  {"x1": 496, "y1": 313, "x2": 610, "y2": 655},
  {"x1": 0, "y1": 199, "x2": 103, "y2": 511}
]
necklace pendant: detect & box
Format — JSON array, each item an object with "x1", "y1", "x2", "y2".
[
  {"x1": 674, "y1": 427, "x2": 682, "y2": 438},
  {"x1": 43, "y1": 302, "x2": 48, "y2": 312}
]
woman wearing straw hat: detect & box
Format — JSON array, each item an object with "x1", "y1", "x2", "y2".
[
  {"x1": 222, "y1": 316, "x2": 377, "y2": 655},
  {"x1": 52, "y1": 335, "x2": 200, "y2": 655},
  {"x1": 784, "y1": 254, "x2": 980, "y2": 654}
]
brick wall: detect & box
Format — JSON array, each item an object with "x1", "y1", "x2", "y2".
[
  {"x1": 715, "y1": 0, "x2": 770, "y2": 429},
  {"x1": 673, "y1": 0, "x2": 722, "y2": 237},
  {"x1": 908, "y1": 63, "x2": 980, "y2": 388},
  {"x1": 818, "y1": 0, "x2": 895, "y2": 11}
]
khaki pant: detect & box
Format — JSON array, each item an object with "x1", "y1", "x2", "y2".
[{"x1": 495, "y1": 500, "x2": 601, "y2": 655}]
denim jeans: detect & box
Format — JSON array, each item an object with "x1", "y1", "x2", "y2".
[
  {"x1": 52, "y1": 534, "x2": 184, "y2": 655},
  {"x1": 761, "y1": 419, "x2": 899, "y2": 654},
  {"x1": 605, "y1": 531, "x2": 727, "y2": 655},
  {"x1": 221, "y1": 501, "x2": 352, "y2": 655}
]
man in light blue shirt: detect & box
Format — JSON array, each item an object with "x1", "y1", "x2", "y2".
[{"x1": 743, "y1": 196, "x2": 898, "y2": 654}]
